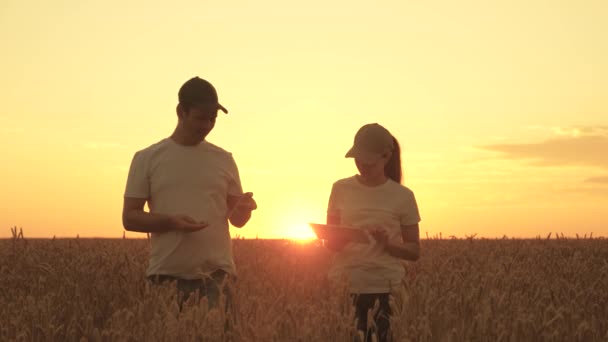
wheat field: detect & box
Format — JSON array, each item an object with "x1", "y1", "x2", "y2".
[{"x1": 1, "y1": 234, "x2": 607, "y2": 341}]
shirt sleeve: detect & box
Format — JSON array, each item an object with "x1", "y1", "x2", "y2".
[
  {"x1": 400, "y1": 190, "x2": 421, "y2": 226},
  {"x1": 124, "y1": 151, "x2": 150, "y2": 199},
  {"x1": 226, "y1": 153, "x2": 244, "y2": 196}
]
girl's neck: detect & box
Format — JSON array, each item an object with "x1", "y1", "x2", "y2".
[{"x1": 356, "y1": 174, "x2": 388, "y2": 187}]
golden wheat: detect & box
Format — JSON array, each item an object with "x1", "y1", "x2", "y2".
[{"x1": 1, "y1": 235, "x2": 607, "y2": 341}]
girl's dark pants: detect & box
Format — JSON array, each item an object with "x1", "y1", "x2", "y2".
[{"x1": 353, "y1": 293, "x2": 392, "y2": 342}]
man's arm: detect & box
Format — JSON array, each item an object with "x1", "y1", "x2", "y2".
[
  {"x1": 227, "y1": 193, "x2": 257, "y2": 228},
  {"x1": 122, "y1": 197, "x2": 207, "y2": 233}
]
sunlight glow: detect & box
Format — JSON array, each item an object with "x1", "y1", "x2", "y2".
[{"x1": 286, "y1": 222, "x2": 317, "y2": 241}]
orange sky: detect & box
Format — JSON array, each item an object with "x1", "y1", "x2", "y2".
[{"x1": 1, "y1": 0, "x2": 607, "y2": 239}]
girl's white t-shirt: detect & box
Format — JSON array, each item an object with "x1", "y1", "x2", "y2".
[
  {"x1": 124, "y1": 138, "x2": 243, "y2": 279},
  {"x1": 327, "y1": 176, "x2": 421, "y2": 293}
]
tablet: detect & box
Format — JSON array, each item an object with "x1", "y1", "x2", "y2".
[{"x1": 308, "y1": 223, "x2": 370, "y2": 243}]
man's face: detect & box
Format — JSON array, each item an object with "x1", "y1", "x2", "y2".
[{"x1": 182, "y1": 104, "x2": 218, "y2": 141}]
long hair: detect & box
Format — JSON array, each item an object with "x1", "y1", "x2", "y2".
[{"x1": 384, "y1": 136, "x2": 402, "y2": 183}]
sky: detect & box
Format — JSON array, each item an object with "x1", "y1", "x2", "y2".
[{"x1": 1, "y1": 0, "x2": 607, "y2": 239}]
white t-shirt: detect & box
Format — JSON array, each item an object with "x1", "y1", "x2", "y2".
[
  {"x1": 327, "y1": 175, "x2": 421, "y2": 293},
  {"x1": 124, "y1": 138, "x2": 243, "y2": 279}
]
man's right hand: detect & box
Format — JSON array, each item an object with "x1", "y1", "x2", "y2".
[{"x1": 170, "y1": 215, "x2": 208, "y2": 233}]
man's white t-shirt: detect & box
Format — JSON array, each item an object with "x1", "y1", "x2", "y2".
[
  {"x1": 124, "y1": 138, "x2": 243, "y2": 279},
  {"x1": 327, "y1": 176, "x2": 421, "y2": 293}
]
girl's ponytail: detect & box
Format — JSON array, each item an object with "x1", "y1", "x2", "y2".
[{"x1": 384, "y1": 136, "x2": 402, "y2": 183}]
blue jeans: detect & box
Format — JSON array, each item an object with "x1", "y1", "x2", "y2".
[{"x1": 148, "y1": 270, "x2": 233, "y2": 310}]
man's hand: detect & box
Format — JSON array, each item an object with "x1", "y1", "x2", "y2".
[
  {"x1": 170, "y1": 215, "x2": 208, "y2": 233},
  {"x1": 231, "y1": 192, "x2": 257, "y2": 213},
  {"x1": 123, "y1": 197, "x2": 206, "y2": 234},
  {"x1": 228, "y1": 192, "x2": 257, "y2": 228}
]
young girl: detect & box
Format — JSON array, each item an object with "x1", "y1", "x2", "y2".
[{"x1": 325, "y1": 123, "x2": 421, "y2": 342}]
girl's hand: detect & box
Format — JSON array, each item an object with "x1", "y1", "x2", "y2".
[
  {"x1": 368, "y1": 226, "x2": 389, "y2": 247},
  {"x1": 325, "y1": 238, "x2": 348, "y2": 252}
]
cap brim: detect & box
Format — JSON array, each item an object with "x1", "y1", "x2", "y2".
[
  {"x1": 219, "y1": 103, "x2": 228, "y2": 114},
  {"x1": 345, "y1": 146, "x2": 357, "y2": 159},
  {"x1": 345, "y1": 146, "x2": 381, "y2": 163}
]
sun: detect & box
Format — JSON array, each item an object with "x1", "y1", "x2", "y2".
[
  {"x1": 286, "y1": 222, "x2": 317, "y2": 241},
  {"x1": 276, "y1": 204, "x2": 323, "y2": 241}
]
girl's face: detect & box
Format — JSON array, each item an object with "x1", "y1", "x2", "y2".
[{"x1": 355, "y1": 152, "x2": 390, "y2": 180}]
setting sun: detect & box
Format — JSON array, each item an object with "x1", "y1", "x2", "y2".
[{"x1": 285, "y1": 223, "x2": 317, "y2": 241}]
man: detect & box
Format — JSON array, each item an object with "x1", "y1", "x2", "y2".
[{"x1": 122, "y1": 76, "x2": 256, "y2": 307}]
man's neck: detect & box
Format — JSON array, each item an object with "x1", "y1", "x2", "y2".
[{"x1": 170, "y1": 128, "x2": 202, "y2": 146}]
